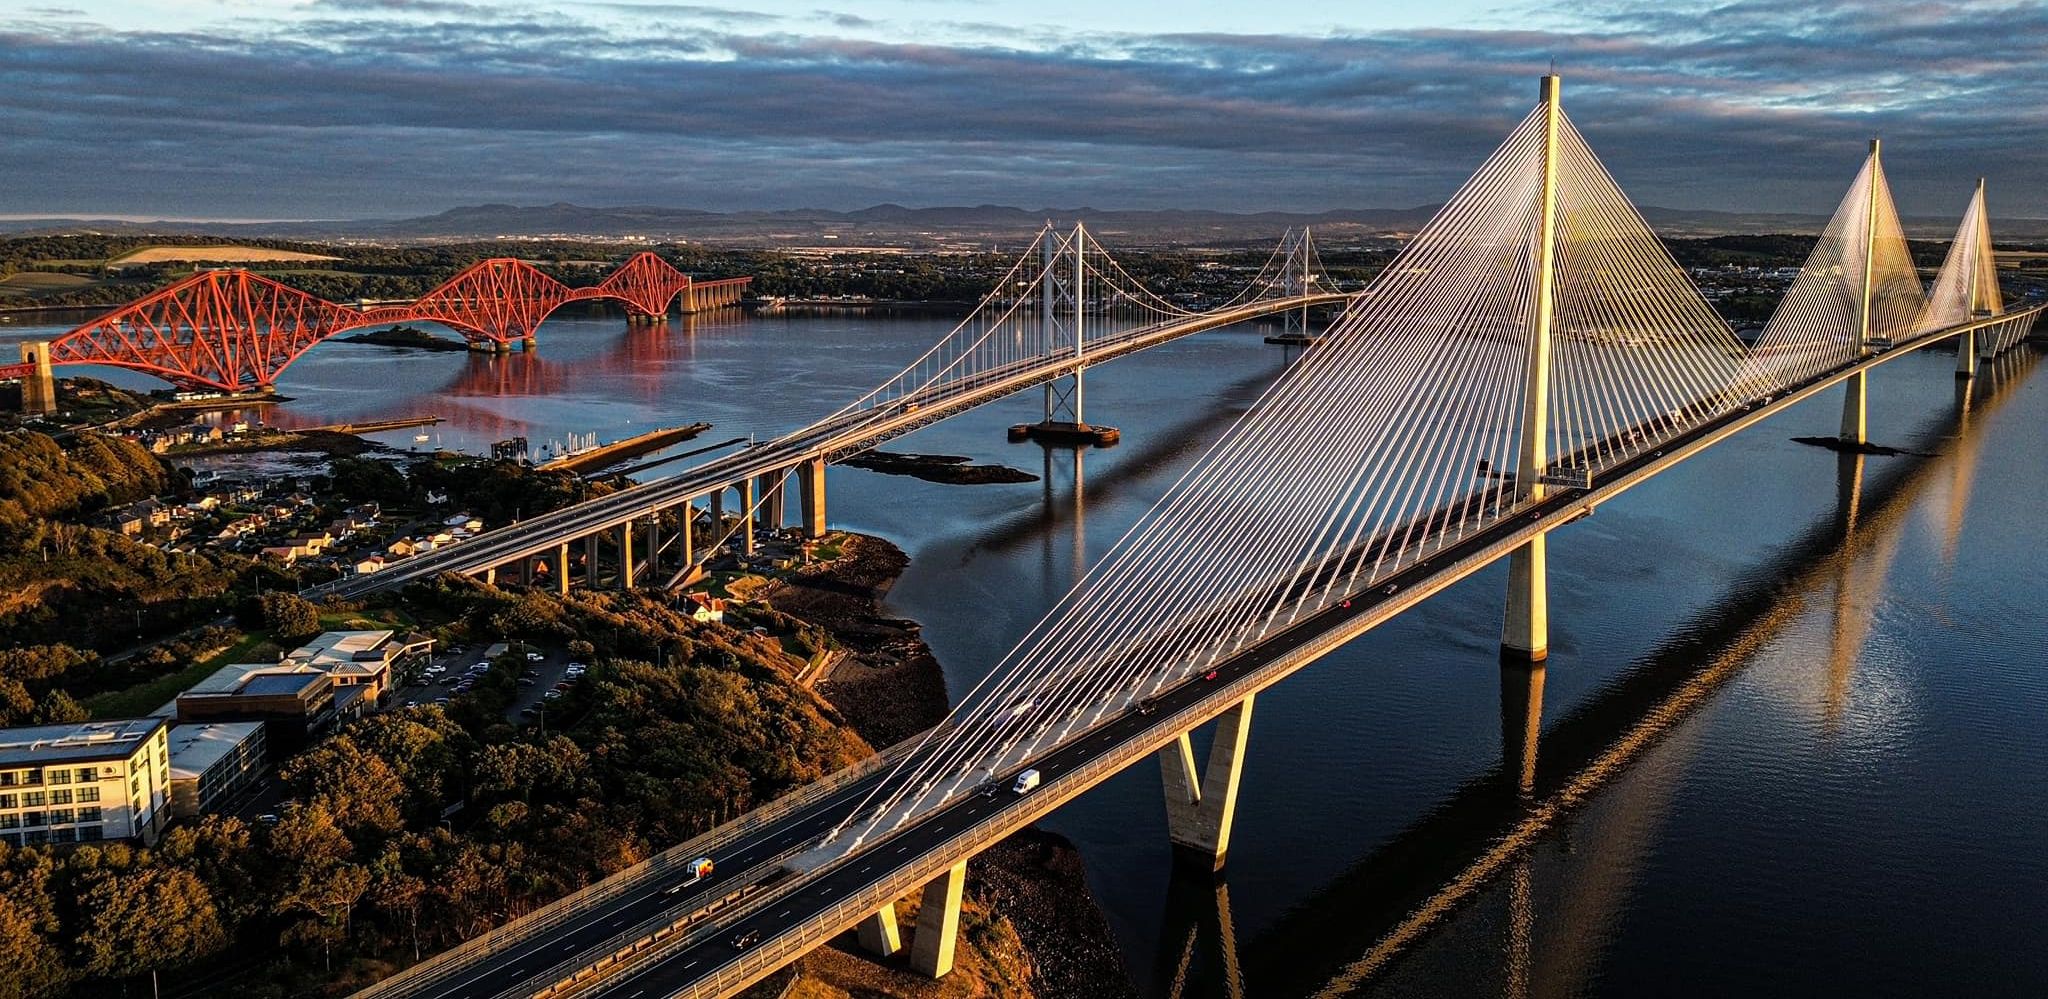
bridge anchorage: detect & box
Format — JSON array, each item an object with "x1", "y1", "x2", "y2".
[
  {"x1": 3, "y1": 252, "x2": 750, "y2": 405},
  {"x1": 341, "y1": 73, "x2": 2043, "y2": 999}
]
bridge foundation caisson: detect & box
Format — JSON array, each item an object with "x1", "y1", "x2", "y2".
[
  {"x1": 798, "y1": 457, "x2": 828, "y2": 538},
  {"x1": 909, "y1": 862, "x2": 967, "y2": 978},
  {"x1": 17, "y1": 342, "x2": 56, "y2": 415},
  {"x1": 1502, "y1": 74, "x2": 1562, "y2": 664},
  {"x1": 1159, "y1": 694, "x2": 1255, "y2": 872}
]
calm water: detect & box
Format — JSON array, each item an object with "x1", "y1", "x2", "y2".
[{"x1": 6, "y1": 310, "x2": 2045, "y2": 997}]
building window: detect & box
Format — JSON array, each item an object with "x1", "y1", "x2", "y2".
[
  {"x1": 0, "y1": 815, "x2": 17, "y2": 830},
  {"x1": 46, "y1": 770, "x2": 68, "y2": 786},
  {"x1": 21, "y1": 791, "x2": 44, "y2": 807},
  {"x1": 0, "y1": 794, "x2": 14, "y2": 809},
  {"x1": 74, "y1": 768, "x2": 96, "y2": 784},
  {"x1": 76, "y1": 825, "x2": 102, "y2": 842},
  {"x1": 48, "y1": 809, "x2": 72, "y2": 825},
  {"x1": 78, "y1": 807, "x2": 102, "y2": 823},
  {"x1": 0, "y1": 772, "x2": 14, "y2": 787},
  {"x1": 22, "y1": 812, "x2": 43, "y2": 828},
  {"x1": 22, "y1": 769, "x2": 40, "y2": 786},
  {"x1": 22, "y1": 830, "x2": 46, "y2": 846},
  {"x1": 76, "y1": 787, "x2": 99, "y2": 803},
  {"x1": 49, "y1": 790, "x2": 70, "y2": 805}
]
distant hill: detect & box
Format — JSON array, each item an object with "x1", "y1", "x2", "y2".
[{"x1": 6, "y1": 202, "x2": 2047, "y2": 246}]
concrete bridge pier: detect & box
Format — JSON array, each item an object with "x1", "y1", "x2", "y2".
[
  {"x1": 909, "y1": 862, "x2": 967, "y2": 978},
  {"x1": 584, "y1": 534, "x2": 599, "y2": 586},
  {"x1": 1957, "y1": 329, "x2": 1979, "y2": 379},
  {"x1": 798, "y1": 457, "x2": 827, "y2": 538},
  {"x1": 856, "y1": 903, "x2": 902, "y2": 957},
  {"x1": 740, "y1": 479, "x2": 758, "y2": 555},
  {"x1": 1501, "y1": 539, "x2": 1549, "y2": 662},
  {"x1": 618, "y1": 522, "x2": 636, "y2": 588},
  {"x1": 645, "y1": 517, "x2": 662, "y2": 581},
  {"x1": 1839, "y1": 371, "x2": 1868, "y2": 446},
  {"x1": 758, "y1": 473, "x2": 786, "y2": 532},
  {"x1": 17, "y1": 342, "x2": 55, "y2": 415},
  {"x1": 1159, "y1": 694, "x2": 1256, "y2": 872},
  {"x1": 483, "y1": 567, "x2": 496, "y2": 587},
  {"x1": 555, "y1": 543, "x2": 571, "y2": 597},
  {"x1": 680, "y1": 502, "x2": 695, "y2": 569}
]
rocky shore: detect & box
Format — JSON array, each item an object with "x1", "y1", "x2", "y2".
[{"x1": 761, "y1": 532, "x2": 1135, "y2": 999}]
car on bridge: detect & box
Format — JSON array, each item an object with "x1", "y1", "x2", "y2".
[{"x1": 1012, "y1": 769, "x2": 1041, "y2": 794}]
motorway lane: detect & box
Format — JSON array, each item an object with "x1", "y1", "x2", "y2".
[{"x1": 417, "y1": 770, "x2": 898, "y2": 999}]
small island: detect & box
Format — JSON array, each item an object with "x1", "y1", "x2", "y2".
[
  {"x1": 337, "y1": 324, "x2": 469, "y2": 351},
  {"x1": 842, "y1": 450, "x2": 1039, "y2": 485}
]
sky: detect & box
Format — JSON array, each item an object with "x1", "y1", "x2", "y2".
[{"x1": 1, "y1": 0, "x2": 2044, "y2": 220}]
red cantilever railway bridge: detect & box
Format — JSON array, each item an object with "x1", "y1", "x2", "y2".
[{"x1": 0, "y1": 252, "x2": 750, "y2": 392}]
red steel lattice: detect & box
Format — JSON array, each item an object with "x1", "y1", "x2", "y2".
[{"x1": 3, "y1": 253, "x2": 748, "y2": 391}]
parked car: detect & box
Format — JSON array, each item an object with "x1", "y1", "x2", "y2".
[
  {"x1": 517, "y1": 677, "x2": 536, "y2": 687},
  {"x1": 524, "y1": 651, "x2": 544, "y2": 662}
]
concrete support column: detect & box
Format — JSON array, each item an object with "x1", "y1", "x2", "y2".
[
  {"x1": 18, "y1": 342, "x2": 55, "y2": 415},
  {"x1": 681, "y1": 502, "x2": 695, "y2": 568},
  {"x1": 555, "y1": 544, "x2": 570, "y2": 597},
  {"x1": 758, "y1": 473, "x2": 785, "y2": 533},
  {"x1": 1957, "y1": 329, "x2": 1979, "y2": 379},
  {"x1": 910, "y1": 862, "x2": 966, "y2": 978},
  {"x1": 740, "y1": 479, "x2": 757, "y2": 555},
  {"x1": 483, "y1": 567, "x2": 497, "y2": 587},
  {"x1": 1158, "y1": 693, "x2": 1256, "y2": 872},
  {"x1": 618, "y1": 522, "x2": 635, "y2": 589},
  {"x1": 647, "y1": 518, "x2": 662, "y2": 579},
  {"x1": 798, "y1": 457, "x2": 827, "y2": 539},
  {"x1": 1502, "y1": 536, "x2": 1549, "y2": 662},
  {"x1": 710, "y1": 491, "x2": 724, "y2": 537},
  {"x1": 1839, "y1": 371, "x2": 1868, "y2": 446},
  {"x1": 856, "y1": 903, "x2": 903, "y2": 958},
  {"x1": 584, "y1": 534, "x2": 599, "y2": 586}
]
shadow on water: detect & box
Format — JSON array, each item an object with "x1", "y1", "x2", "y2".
[
  {"x1": 948, "y1": 358, "x2": 1288, "y2": 559},
  {"x1": 1148, "y1": 345, "x2": 2040, "y2": 999}
]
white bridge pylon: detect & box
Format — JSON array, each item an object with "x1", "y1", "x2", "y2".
[{"x1": 826, "y1": 74, "x2": 2033, "y2": 854}]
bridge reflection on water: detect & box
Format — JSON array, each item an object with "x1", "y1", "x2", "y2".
[{"x1": 1146, "y1": 345, "x2": 2039, "y2": 999}]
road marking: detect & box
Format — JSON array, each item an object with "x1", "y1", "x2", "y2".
[{"x1": 685, "y1": 961, "x2": 699, "y2": 969}]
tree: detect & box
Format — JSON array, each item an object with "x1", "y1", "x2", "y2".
[
  {"x1": 0, "y1": 894, "x2": 68, "y2": 999},
  {"x1": 69, "y1": 867, "x2": 226, "y2": 993},
  {"x1": 260, "y1": 591, "x2": 320, "y2": 641}
]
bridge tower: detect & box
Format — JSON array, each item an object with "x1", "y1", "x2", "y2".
[
  {"x1": 17, "y1": 341, "x2": 55, "y2": 415},
  {"x1": 1840, "y1": 139, "x2": 1883, "y2": 446},
  {"x1": 1954, "y1": 178, "x2": 2000, "y2": 379},
  {"x1": 1013, "y1": 223, "x2": 1119, "y2": 447},
  {"x1": 1500, "y1": 73, "x2": 1563, "y2": 664}
]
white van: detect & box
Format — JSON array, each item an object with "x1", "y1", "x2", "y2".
[{"x1": 1012, "y1": 769, "x2": 1041, "y2": 794}]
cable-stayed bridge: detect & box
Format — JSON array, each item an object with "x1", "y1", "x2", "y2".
[
  {"x1": 312, "y1": 225, "x2": 1344, "y2": 601},
  {"x1": 353, "y1": 75, "x2": 2041, "y2": 999}
]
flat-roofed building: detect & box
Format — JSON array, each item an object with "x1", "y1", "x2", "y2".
[
  {"x1": 176, "y1": 664, "x2": 337, "y2": 750},
  {"x1": 0, "y1": 718, "x2": 171, "y2": 846},
  {"x1": 166, "y1": 722, "x2": 267, "y2": 818},
  {"x1": 284, "y1": 630, "x2": 435, "y2": 702}
]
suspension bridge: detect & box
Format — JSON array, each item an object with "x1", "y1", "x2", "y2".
[
  {"x1": 344, "y1": 74, "x2": 2043, "y2": 999},
  {"x1": 3, "y1": 252, "x2": 750, "y2": 401},
  {"x1": 309, "y1": 224, "x2": 1343, "y2": 601}
]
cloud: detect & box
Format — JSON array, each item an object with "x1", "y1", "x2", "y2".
[{"x1": 0, "y1": 0, "x2": 2042, "y2": 219}]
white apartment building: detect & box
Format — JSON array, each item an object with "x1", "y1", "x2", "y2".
[{"x1": 0, "y1": 718, "x2": 172, "y2": 846}]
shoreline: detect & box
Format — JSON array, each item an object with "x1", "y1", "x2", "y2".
[{"x1": 762, "y1": 532, "x2": 1135, "y2": 998}]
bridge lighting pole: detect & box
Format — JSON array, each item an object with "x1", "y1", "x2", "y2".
[
  {"x1": 1501, "y1": 74, "x2": 1563, "y2": 664},
  {"x1": 1841, "y1": 138, "x2": 1880, "y2": 445}
]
